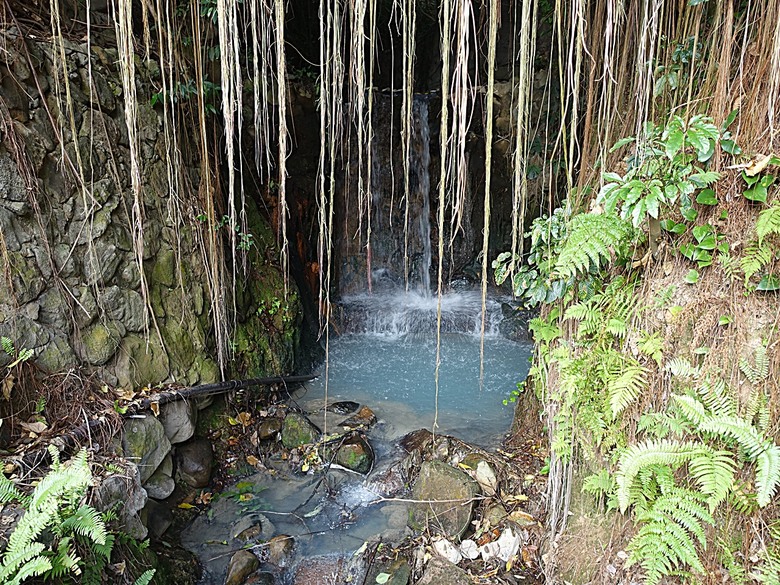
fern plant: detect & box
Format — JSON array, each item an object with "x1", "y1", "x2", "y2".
[
  {"x1": 0, "y1": 446, "x2": 154, "y2": 585},
  {"x1": 554, "y1": 212, "x2": 635, "y2": 280}
]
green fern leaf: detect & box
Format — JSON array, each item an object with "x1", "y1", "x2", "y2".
[
  {"x1": 609, "y1": 365, "x2": 649, "y2": 417},
  {"x1": 134, "y1": 569, "x2": 157, "y2": 585},
  {"x1": 616, "y1": 439, "x2": 703, "y2": 511},
  {"x1": 1, "y1": 337, "x2": 14, "y2": 356},
  {"x1": 0, "y1": 474, "x2": 23, "y2": 505},
  {"x1": 756, "y1": 446, "x2": 780, "y2": 507},
  {"x1": 555, "y1": 213, "x2": 634, "y2": 279},
  {"x1": 741, "y1": 243, "x2": 772, "y2": 282},
  {"x1": 667, "y1": 357, "x2": 700, "y2": 379},
  {"x1": 689, "y1": 450, "x2": 736, "y2": 510},
  {"x1": 740, "y1": 344, "x2": 769, "y2": 385},
  {"x1": 59, "y1": 505, "x2": 108, "y2": 546},
  {"x1": 756, "y1": 201, "x2": 780, "y2": 244}
]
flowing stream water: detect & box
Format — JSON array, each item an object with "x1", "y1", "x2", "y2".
[{"x1": 181, "y1": 291, "x2": 532, "y2": 583}]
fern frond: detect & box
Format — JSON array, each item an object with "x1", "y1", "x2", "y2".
[
  {"x1": 689, "y1": 450, "x2": 737, "y2": 510},
  {"x1": 699, "y1": 415, "x2": 768, "y2": 459},
  {"x1": 0, "y1": 542, "x2": 47, "y2": 584},
  {"x1": 582, "y1": 469, "x2": 614, "y2": 499},
  {"x1": 673, "y1": 394, "x2": 708, "y2": 426},
  {"x1": 616, "y1": 439, "x2": 703, "y2": 511},
  {"x1": 667, "y1": 357, "x2": 700, "y2": 379},
  {"x1": 0, "y1": 474, "x2": 23, "y2": 505},
  {"x1": 609, "y1": 365, "x2": 649, "y2": 417},
  {"x1": 5, "y1": 555, "x2": 52, "y2": 585},
  {"x1": 741, "y1": 243, "x2": 772, "y2": 282},
  {"x1": 756, "y1": 201, "x2": 780, "y2": 245},
  {"x1": 756, "y1": 446, "x2": 780, "y2": 507},
  {"x1": 628, "y1": 488, "x2": 712, "y2": 584},
  {"x1": 740, "y1": 344, "x2": 770, "y2": 385},
  {"x1": 134, "y1": 569, "x2": 157, "y2": 585},
  {"x1": 698, "y1": 378, "x2": 737, "y2": 418},
  {"x1": 555, "y1": 213, "x2": 634, "y2": 279},
  {"x1": 1, "y1": 337, "x2": 14, "y2": 356},
  {"x1": 59, "y1": 505, "x2": 108, "y2": 546}
]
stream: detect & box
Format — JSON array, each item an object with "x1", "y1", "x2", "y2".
[{"x1": 180, "y1": 290, "x2": 532, "y2": 583}]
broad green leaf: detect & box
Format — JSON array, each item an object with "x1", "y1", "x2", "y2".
[
  {"x1": 718, "y1": 315, "x2": 733, "y2": 325},
  {"x1": 679, "y1": 243, "x2": 696, "y2": 260},
  {"x1": 692, "y1": 225, "x2": 712, "y2": 242},
  {"x1": 720, "y1": 139, "x2": 742, "y2": 156},
  {"x1": 609, "y1": 137, "x2": 635, "y2": 153},
  {"x1": 376, "y1": 573, "x2": 391, "y2": 584},
  {"x1": 756, "y1": 274, "x2": 780, "y2": 291},
  {"x1": 681, "y1": 207, "x2": 698, "y2": 222},
  {"x1": 744, "y1": 184, "x2": 768, "y2": 203},
  {"x1": 685, "y1": 269, "x2": 700, "y2": 284},
  {"x1": 722, "y1": 108, "x2": 739, "y2": 130},
  {"x1": 697, "y1": 235, "x2": 717, "y2": 250},
  {"x1": 665, "y1": 127, "x2": 685, "y2": 159},
  {"x1": 695, "y1": 189, "x2": 717, "y2": 205},
  {"x1": 690, "y1": 171, "x2": 721, "y2": 187},
  {"x1": 742, "y1": 171, "x2": 761, "y2": 186}
]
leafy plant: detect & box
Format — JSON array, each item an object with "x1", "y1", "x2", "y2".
[
  {"x1": 1, "y1": 337, "x2": 33, "y2": 370},
  {"x1": 598, "y1": 115, "x2": 721, "y2": 228},
  {"x1": 0, "y1": 447, "x2": 155, "y2": 585}
]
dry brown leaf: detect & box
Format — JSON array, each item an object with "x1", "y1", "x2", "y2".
[
  {"x1": 246, "y1": 455, "x2": 260, "y2": 466},
  {"x1": 150, "y1": 401, "x2": 160, "y2": 416},
  {"x1": 2, "y1": 375, "x2": 13, "y2": 401},
  {"x1": 20, "y1": 421, "x2": 47, "y2": 434}
]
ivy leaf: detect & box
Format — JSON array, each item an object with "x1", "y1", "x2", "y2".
[
  {"x1": 695, "y1": 189, "x2": 717, "y2": 205},
  {"x1": 681, "y1": 207, "x2": 698, "y2": 222},
  {"x1": 685, "y1": 269, "x2": 700, "y2": 284},
  {"x1": 375, "y1": 573, "x2": 391, "y2": 584},
  {"x1": 744, "y1": 183, "x2": 768, "y2": 203},
  {"x1": 721, "y1": 139, "x2": 742, "y2": 156},
  {"x1": 679, "y1": 243, "x2": 696, "y2": 260},
  {"x1": 609, "y1": 137, "x2": 635, "y2": 153},
  {"x1": 756, "y1": 274, "x2": 780, "y2": 291},
  {"x1": 665, "y1": 127, "x2": 685, "y2": 159},
  {"x1": 722, "y1": 108, "x2": 739, "y2": 131}
]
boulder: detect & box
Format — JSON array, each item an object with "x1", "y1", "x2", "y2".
[
  {"x1": 326, "y1": 401, "x2": 359, "y2": 415},
  {"x1": 335, "y1": 434, "x2": 374, "y2": 474},
  {"x1": 409, "y1": 461, "x2": 479, "y2": 540},
  {"x1": 369, "y1": 558, "x2": 410, "y2": 585},
  {"x1": 142, "y1": 499, "x2": 173, "y2": 539},
  {"x1": 75, "y1": 320, "x2": 124, "y2": 366},
  {"x1": 231, "y1": 513, "x2": 275, "y2": 543},
  {"x1": 144, "y1": 465, "x2": 175, "y2": 500},
  {"x1": 416, "y1": 557, "x2": 470, "y2": 585},
  {"x1": 160, "y1": 400, "x2": 198, "y2": 444},
  {"x1": 281, "y1": 413, "x2": 320, "y2": 449},
  {"x1": 267, "y1": 534, "x2": 295, "y2": 567},
  {"x1": 122, "y1": 415, "x2": 172, "y2": 483},
  {"x1": 225, "y1": 550, "x2": 259, "y2": 585},
  {"x1": 176, "y1": 438, "x2": 213, "y2": 488},
  {"x1": 340, "y1": 405, "x2": 377, "y2": 430},
  {"x1": 258, "y1": 418, "x2": 282, "y2": 440},
  {"x1": 94, "y1": 464, "x2": 148, "y2": 539}
]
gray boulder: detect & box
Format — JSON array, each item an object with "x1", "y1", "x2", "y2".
[
  {"x1": 176, "y1": 438, "x2": 213, "y2": 488},
  {"x1": 122, "y1": 415, "x2": 172, "y2": 483}
]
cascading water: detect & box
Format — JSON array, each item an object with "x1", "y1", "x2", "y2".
[{"x1": 411, "y1": 98, "x2": 432, "y2": 294}]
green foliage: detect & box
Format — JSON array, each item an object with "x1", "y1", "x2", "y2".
[
  {"x1": 598, "y1": 115, "x2": 721, "y2": 228},
  {"x1": 0, "y1": 447, "x2": 154, "y2": 584},
  {"x1": 493, "y1": 205, "x2": 571, "y2": 307},
  {"x1": 1, "y1": 337, "x2": 34, "y2": 369},
  {"x1": 554, "y1": 213, "x2": 635, "y2": 280}
]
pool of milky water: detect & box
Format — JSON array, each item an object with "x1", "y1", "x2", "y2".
[{"x1": 181, "y1": 291, "x2": 532, "y2": 583}]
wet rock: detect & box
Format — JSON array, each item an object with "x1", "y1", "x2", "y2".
[
  {"x1": 409, "y1": 460, "x2": 480, "y2": 540},
  {"x1": 247, "y1": 574, "x2": 275, "y2": 585},
  {"x1": 432, "y1": 538, "x2": 462, "y2": 564},
  {"x1": 327, "y1": 401, "x2": 360, "y2": 415},
  {"x1": 258, "y1": 418, "x2": 282, "y2": 440},
  {"x1": 340, "y1": 405, "x2": 377, "y2": 430},
  {"x1": 291, "y1": 553, "x2": 366, "y2": 584},
  {"x1": 400, "y1": 428, "x2": 433, "y2": 455},
  {"x1": 498, "y1": 305, "x2": 534, "y2": 342},
  {"x1": 144, "y1": 465, "x2": 175, "y2": 500},
  {"x1": 369, "y1": 558, "x2": 410, "y2": 585},
  {"x1": 365, "y1": 464, "x2": 406, "y2": 498},
  {"x1": 142, "y1": 498, "x2": 172, "y2": 539},
  {"x1": 417, "y1": 556, "x2": 470, "y2": 585},
  {"x1": 122, "y1": 415, "x2": 172, "y2": 483},
  {"x1": 232, "y1": 513, "x2": 275, "y2": 543},
  {"x1": 225, "y1": 550, "x2": 259, "y2": 585},
  {"x1": 160, "y1": 399, "x2": 198, "y2": 444},
  {"x1": 176, "y1": 438, "x2": 213, "y2": 488},
  {"x1": 281, "y1": 412, "x2": 320, "y2": 449},
  {"x1": 94, "y1": 464, "x2": 147, "y2": 539},
  {"x1": 333, "y1": 434, "x2": 374, "y2": 474},
  {"x1": 267, "y1": 534, "x2": 295, "y2": 567}
]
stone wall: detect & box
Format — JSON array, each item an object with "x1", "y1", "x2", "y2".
[{"x1": 0, "y1": 29, "x2": 300, "y2": 389}]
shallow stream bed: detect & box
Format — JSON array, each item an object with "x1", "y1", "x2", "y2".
[{"x1": 181, "y1": 292, "x2": 532, "y2": 583}]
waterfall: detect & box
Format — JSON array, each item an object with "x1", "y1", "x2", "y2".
[{"x1": 411, "y1": 98, "x2": 432, "y2": 295}]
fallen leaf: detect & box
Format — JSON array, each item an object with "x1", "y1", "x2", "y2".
[
  {"x1": 2, "y1": 375, "x2": 14, "y2": 401},
  {"x1": 20, "y1": 421, "x2": 47, "y2": 434},
  {"x1": 236, "y1": 412, "x2": 252, "y2": 427},
  {"x1": 246, "y1": 455, "x2": 260, "y2": 466},
  {"x1": 195, "y1": 491, "x2": 213, "y2": 505},
  {"x1": 178, "y1": 503, "x2": 195, "y2": 509},
  {"x1": 150, "y1": 401, "x2": 160, "y2": 416}
]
